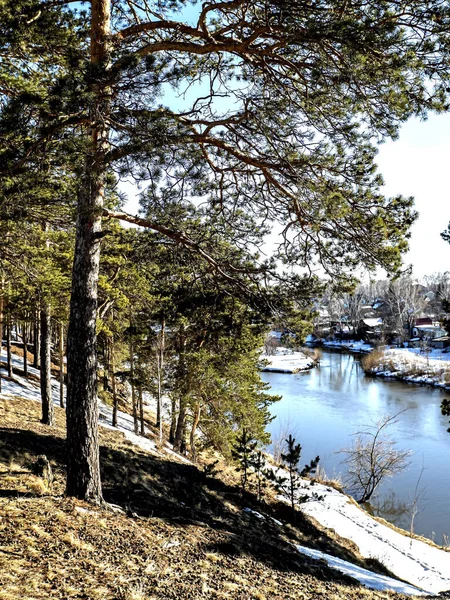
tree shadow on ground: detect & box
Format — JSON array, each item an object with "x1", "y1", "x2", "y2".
[{"x1": 0, "y1": 426, "x2": 390, "y2": 586}]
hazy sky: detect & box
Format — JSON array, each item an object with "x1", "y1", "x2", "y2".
[{"x1": 376, "y1": 112, "x2": 450, "y2": 279}]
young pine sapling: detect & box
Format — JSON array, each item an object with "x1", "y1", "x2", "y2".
[
  {"x1": 232, "y1": 429, "x2": 257, "y2": 496},
  {"x1": 268, "y1": 434, "x2": 320, "y2": 519}
]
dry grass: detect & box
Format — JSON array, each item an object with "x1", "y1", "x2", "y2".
[
  {"x1": 0, "y1": 395, "x2": 411, "y2": 600},
  {"x1": 362, "y1": 349, "x2": 450, "y2": 387},
  {"x1": 361, "y1": 350, "x2": 392, "y2": 373},
  {"x1": 314, "y1": 465, "x2": 344, "y2": 493}
]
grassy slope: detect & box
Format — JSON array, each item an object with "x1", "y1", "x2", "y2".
[{"x1": 0, "y1": 395, "x2": 410, "y2": 600}]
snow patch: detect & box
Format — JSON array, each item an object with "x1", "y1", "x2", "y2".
[{"x1": 295, "y1": 544, "x2": 430, "y2": 596}]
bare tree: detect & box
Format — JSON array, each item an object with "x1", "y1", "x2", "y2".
[
  {"x1": 382, "y1": 278, "x2": 427, "y2": 342},
  {"x1": 341, "y1": 412, "x2": 411, "y2": 504},
  {"x1": 409, "y1": 464, "x2": 426, "y2": 549}
]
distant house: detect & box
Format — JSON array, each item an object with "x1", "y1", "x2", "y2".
[{"x1": 358, "y1": 318, "x2": 383, "y2": 340}]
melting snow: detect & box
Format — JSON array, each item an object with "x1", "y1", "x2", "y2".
[{"x1": 295, "y1": 544, "x2": 430, "y2": 596}]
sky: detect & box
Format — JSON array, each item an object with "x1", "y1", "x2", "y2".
[
  {"x1": 122, "y1": 111, "x2": 450, "y2": 282},
  {"x1": 376, "y1": 112, "x2": 450, "y2": 279}
]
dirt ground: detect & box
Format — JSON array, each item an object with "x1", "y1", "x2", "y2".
[{"x1": 0, "y1": 395, "x2": 411, "y2": 600}]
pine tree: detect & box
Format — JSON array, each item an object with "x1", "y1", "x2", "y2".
[
  {"x1": 268, "y1": 435, "x2": 320, "y2": 519},
  {"x1": 248, "y1": 450, "x2": 268, "y2": 504},
  {"x1": 232, "y1": 429, "x2": 258, "y2": 497}
]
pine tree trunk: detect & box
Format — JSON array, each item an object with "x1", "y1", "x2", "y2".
[
  {"x1": 111, "y1": 337, "x2": 118, "y2": 427},
  {"x1": 33, "y1": 310, "x2": 40, "y2": 369},
  {"x1": 65, "y1": 0, "x2": 111, "y2": 503},
  {"x1": 23, "y1": 320, "x2": 28, "y2": 377},
  {"x1": 189, "y1": 403, "x2": 201, "y2": 464},
  {"x1": 169, "y1": 396, "x2": 177, "y2": 445},
  {"x1": 59, "y1": 321, "x2": 65, "y2": 408},
  {"x1": 173, "y1": 396, "x2": 187, "y2": 452},
  {"x1": 129, "y1": 332, "x2": 139, "y2": 435},
  {"x1": 40, "y1": 307, "x2": 54, "y2": 425},
  {"x1": 139, "y1": 385, "x2": 145, "y2": 436},
  {"x1": 156, "y1": 317, "x2": 165, "y2": 444},
  {"x1": 173, "y1": 333, "x2": 187, "y2": 452},
  {"x1": 6, "y1": 312, "x2": 12, "y2": 378},
  {"x1": 103, "y1": 336, "x2": 110, "y2": 392}
]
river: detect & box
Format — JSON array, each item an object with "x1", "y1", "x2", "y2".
[{"x1": 261, "y1": 350, "x2": 450, "y2": 545}]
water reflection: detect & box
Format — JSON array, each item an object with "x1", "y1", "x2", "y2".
[{"x1": 262, "y1": 351, "x2": 450, "y2": 542}]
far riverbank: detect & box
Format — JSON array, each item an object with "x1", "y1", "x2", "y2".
[{"x1": 362, "y1": 347, "x2": 450, "y2": 391}]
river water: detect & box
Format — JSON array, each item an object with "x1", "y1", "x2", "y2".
[{"x1": 261, "y1": 350, "x2": 450, "y2": 544}]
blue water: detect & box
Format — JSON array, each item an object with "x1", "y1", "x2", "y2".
[{"x1": 262, "y1": 350, "x2": 450, "y2": 544}]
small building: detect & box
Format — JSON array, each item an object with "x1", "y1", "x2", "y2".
[{"x1": 358, "y1": 318, "x2": 383, "y2": 341}]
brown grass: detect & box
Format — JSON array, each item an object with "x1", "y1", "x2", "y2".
[
  {"x1": 0, "y1": 395, "x2": 411, "y2": 600},
  {"x1": 361, "y1": 350, "x2": 390, "y2": 373}
]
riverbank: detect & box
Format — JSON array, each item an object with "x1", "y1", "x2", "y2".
[{"x1": 362, "y1": 348, "x2": 450, "y2": 390}]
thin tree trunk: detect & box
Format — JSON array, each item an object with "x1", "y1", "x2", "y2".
[
  {"x1": 103, "y1": 335, "x2": 110, "y2": 392},
  {"x1": 156, "y1": 317, "x2": 165, "y2": 444},
  {"x1": 180, "y1": 420, "x2": 187, "y2": 455},
  {"x1": 138, "y1": 385, "x2": 145, "y2": 436},
  {"x1": 169, "y1": 396, "x2": 177, "y2": 445},
  {"x1": 40, "y1": 307, "x2": 54, "y2": 425},
  {"x1": 129, "y1": 331, "x2": 139, "y2": 435},
  {"x1": 190, "y1": 403, "x2": 201, "y2": 464},
  {"x1": 173, "y1": 332, "x2": 187, "y2": 452},
  {"x1": 33, "y1": 310, "x2": 40, "y2": 369},
  {"x1": 23, "y1": 320, "x2": 28, "y2": 377},
  {"x1": 59, "y1": 321, "x2": 65, "y2": 408},
  {"x1": 111, "y1": 336, "x2": 118, "y2": 427},
  {"x1": 173, "y1": 396, "x2": 187, "y2": 452},
  {"x1": 6, "y1": 312, "x2": 12, "y2": 378}
]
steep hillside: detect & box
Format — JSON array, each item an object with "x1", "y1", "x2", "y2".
[{"x1": 0, "y1": 393, "x2": 413, "y2": 600}]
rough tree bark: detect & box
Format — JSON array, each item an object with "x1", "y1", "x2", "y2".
[
  {"x1": 40, "y1": 307, "x2": 54, "y2": 425},
  {"x1": 65, "y1": 0, "x2": 110, "y2": 502},
  {"x1": 173, "y1": 396, "x2": 187, "y2": 453}
]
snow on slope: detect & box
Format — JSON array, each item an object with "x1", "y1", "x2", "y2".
[
  {"x1": 295, "y1": 544, "x2": 429, "y2": 596},
  {"x1": 2, "y1": 349, "x2": 450, "y2": 595},
  {"x1": 297, "y1": 479, "x2": 450, "y2": 595}
]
